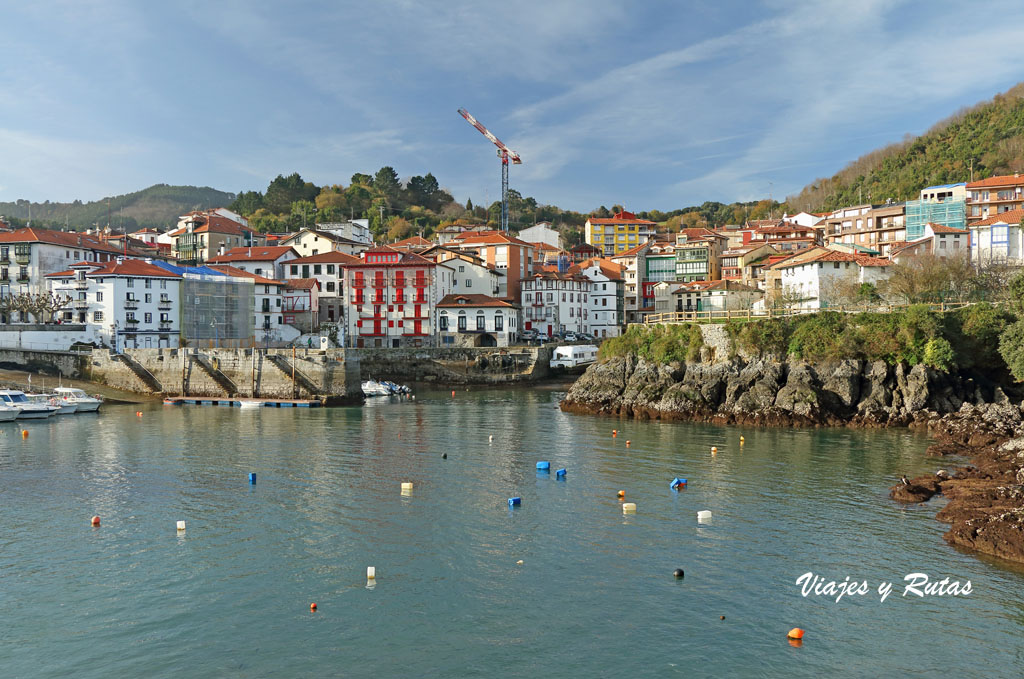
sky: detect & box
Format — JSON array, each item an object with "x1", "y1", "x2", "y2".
[{"x1": 3, "y1": 0, "x2": 1024, "y2": 213}]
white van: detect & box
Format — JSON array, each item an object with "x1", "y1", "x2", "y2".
[{"x1": 550, "y1": 344, "x2": 599, "y2": 369}]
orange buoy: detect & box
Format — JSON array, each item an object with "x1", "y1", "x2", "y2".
[
  {"x1": 617, "y1": 490, "x2": 625, "y2": 498},
  {"x1": 788, "y1": 638, "x2": 803, "y2": 648},
  {"x1": 136, "y1": 411, "x2": 143, "y2": 417},
  {"x1": 787, "y1": 628, "x2": 804, "y2": 640},
  {"x1": 21, "y1": 429, "x2": 28, "y2": 439},
  {"x1": 310, "y1": 602, "x2": 317, "y2": 612},
  {"x1": 625, "y1": 440, "x2": 631, "y2": 447},
  {"x1": 711, "y1": 446, "x2": 718, "y2": 454},
  {"x1": 612, "y1": 430, "x2": 618, "y2": 438},
  {"x1": 451, "y1": 390, "x2": 455, "y2": 397},
  {"x1": 91, "y1": 515, "x2": 100, "y2": 526}
]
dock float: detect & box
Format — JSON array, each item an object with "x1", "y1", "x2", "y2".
[{"x1": 162, "y1": 397, "x2": 322, "y2": 408}]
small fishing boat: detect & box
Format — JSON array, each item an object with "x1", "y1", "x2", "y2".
[
  {"x1": 53, "y1": 387, "x2": 102, "y2": 412},
  {"x1": 361, "y1": 379, "x2": 392, "y2": 397},
  {"x1": 0, "y1": 402, "x2": 19, "y2": 421},
  {"x1": 29, "y1": 394, "x2": 78, "y2": 415},
  {"x1": 238, "y1": 400, "x2": 263, "y2": 409},
  {"x1": 0, "y1": 390, "x2": 58, "y2": 419}
]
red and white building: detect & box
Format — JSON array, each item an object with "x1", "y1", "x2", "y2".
[
  {"x1": 207, "y1": 245, "x2": 299, "y2": 280},
  {"x1": 284, "y1": 251, "x2": 361, "y2": 325},
  {"x1": 344, "y1": 247, "x2": 454, "y2": 348}
]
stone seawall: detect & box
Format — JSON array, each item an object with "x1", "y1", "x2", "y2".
[
  {"x1": 352, "y1": 345, "x2": 551, "y2": 385},
  {"x1": 0, "y1": 347, "x2": 88, "y2": 377},
  {"x1": 89, "y1": 348, "x2": 362, "y2": 403}
]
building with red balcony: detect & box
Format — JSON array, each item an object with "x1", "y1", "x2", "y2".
[{"x1": 344, "y1": 246, "x2": 454, "y2": 348}]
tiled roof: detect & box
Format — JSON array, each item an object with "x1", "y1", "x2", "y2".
[
  {"x1": 456, "y1": 232, "x2": 532, "y2": 247},
  {"x1": 926, "y1": 222, "x2": 968, "y2": 234},
  {"x1": 610, "y1": 242, "x2": 650, "y2": 258},
  {"x1": 0, "y1": 227, "x2": 124, "y2": 253},
  {"x1": 179, "y1": 213, "x2": 255, "y2": 236},
  {"x1": 437, "y1": 294, "x2": 518, "y2": 308},
  {"x1": 587, "y1": 213, "x2": 657, "y2": 225},
  {"x1": 347, "y1": 245, "x2": 436, "y2": 267},
  {"x1": 973, "y1": 208, "x2": 1024, "y2": 226},
  {"x1": 45, "y1": 259, "x2": 181, "y2": 278},
  {"x1": 573, "y1": 258, "x2": 625, "y2": 281},
  {"x1": 281, "y1": 228, "x2": 362, "y2": 246},
  {"x1": 391, "y1": 235, "x2": 433, "y2": 247},
  {"x1": 207, "y1": 264, "x2": 284, "y2": 286},
  {"x1": 286, "y1": 278, "x2": 319, "y2": 290},
  {"x1": 966, "y1": 174, "x2": 1024, "y2": 189},
  {"x1": 207, "y1": 246, "x2": 296, "y2": 263},
  {"x1": 776, "y1": 250, "x2": 891, "y2": 268},
  {"x1": 288, "y1": 251, "x2": 361, "y2": 265}
]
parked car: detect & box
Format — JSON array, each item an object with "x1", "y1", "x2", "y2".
[
  {"x1": 578, "y1": 332, "x2": 595, "y2": 342},
  {"x1": 564, "y1": 332, "x2": 578, "y2": 342},
  {"x1": 520, "y1": 329, "x2": 538, "y2": 341}
]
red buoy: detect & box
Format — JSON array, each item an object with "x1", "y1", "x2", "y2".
[
  {"x1": 310, "y1": 602, "x2": 317, "y2": 612},
  {"x1": 787, "y1": 628, "x2": 804, "y2": 640},
  {"x1": 91, "y1": 515, "x2": 100, "y2": 526}
]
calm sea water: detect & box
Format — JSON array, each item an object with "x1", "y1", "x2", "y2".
[{"x1": 1, "y1": 387, "x2": 1023, "y2": 678}]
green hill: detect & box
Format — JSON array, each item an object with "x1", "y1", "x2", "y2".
[
  {"x1": 0, "y1": 184, "x2": 235, "y2": 232},
  {"x1": 787, "y1": 82, "x2": 1024, "y2": 212}
]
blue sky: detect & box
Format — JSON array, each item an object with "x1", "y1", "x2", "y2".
[{"x1": 3, "y1": 0, "x2": 1024, "y2": 213}]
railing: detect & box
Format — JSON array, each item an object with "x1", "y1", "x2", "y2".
[
  {"x1": 73, "y1": 300, "x2": 89, "y2": 310},
  {"x1": 643, "y1": 301, "x2": 983, "y2": 325},
  {"x1": 158, "y1": 303, "x2": 172, "y2": 310},
  {"x1": 125, "y1": 318, "x2": 139, "y2": 325},
  {"x1": 158, "y1": 323, "x2": 173, "y2": 331},
  {"x1": 73, "y1": 280, "x2": 90, "y2": 290},
  {"x1": 124, "y1": 300, "x2": 138, "y2": 310}
]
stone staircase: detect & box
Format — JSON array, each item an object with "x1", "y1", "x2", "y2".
[{"x1": 112, "y1": 352, "x2": 163, "y2": 393}]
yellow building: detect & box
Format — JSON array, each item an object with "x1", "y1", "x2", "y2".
[{"x1": 585, "y1": 210, "x2": 657, "y2": 256}]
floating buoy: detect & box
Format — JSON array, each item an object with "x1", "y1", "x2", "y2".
[
  {"x1": 21, "y1": 429, "x2": 28, "y2": 439},
  {"x1": 622, "y1": 502, "x2": 637, "y2": 514},
  {"x1": 739, "y1": 436, "x2": 745, "y2": 445},
  {"x1": 555, "y1": 468, "x2": 566, "y2": 477},
  {"x1": 711, "y1": 446, "x2": 717, "y2": 454},
  {"x1": 617, "y1": 490, "x2": 625, "y2": 498},
  {"x1": 787, "y1": 628, "x2": 804, "y2": 640},
  {"x1": 536, "y1": 461, "x2": 550, "y2": 471},
  {"x1": 612, "y1": 430, "x2": 618, "y2": 438},
  {"x1": 249, "y1": 472, "x2": 257, "y2": 485},
  {"x1": 90, "y1": 515, "x2": 100, "y2": 526},
  {"x1": 488, "y1": 435, "x2": 493, "y2": 443},
  {"x1": 673, "y1": 568, "x2": 685, "y2": 578},
  {"x1": 136, "y1": 411, "x2": 142, "y2": 417},
  {"x1": 310, "y1": 602, "x2": 317, "y2": 612},
  {"x1": 697, "y1": 510, "x2": 712, "y2": 523},
  {"x1": 721, "y1": 615, "x2": 726, "y2": 620},
  {"x1": 671, "y1": 477, "x2": 687, "y2": 489},
  {"x1": 442, "y1": 453, "x2": 447, "y2": 459},
  {"x1": 366, "y1": 566, "x2": 376, "y2": 580},
  {"x1": 176, "y1": 521, "x2": 186, "y2": 531},
  {"x1": 401, "y1": 482, "x2": 413, "y2": 491},
  {"x1": 451, "y1": 390, "x2": 456, "y2": 397},
  {"x1": 508, "y1": 497, "x2": 521, "y2": 507},
  {"x1": 625, "y1": 440, "x2": 631, "y2": 447},
  {"x1": 516, "y1": 559, "x2": 524, "y2": 565}
]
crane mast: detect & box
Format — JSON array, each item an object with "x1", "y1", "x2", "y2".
[{"x1": 457, "y1": 108, "x2": 522, "y2": 232}]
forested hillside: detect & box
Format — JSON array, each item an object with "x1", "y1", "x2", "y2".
[{"x1": 788, "y1": 82, "x2": 1024, "y2": 212}]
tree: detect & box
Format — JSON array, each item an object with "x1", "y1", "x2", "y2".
[
  {"x1": 373, "y1": 166, "x2": 402, "y2": 204},
  {"x1": 264, "y1": 173, "x2": 318, "y2": 215},
  {"x1": 679, "y1": 211, "x2": 707, "y2": 230},
  {"x1": 386, "y1": 216, "x2": 413, "y2": 241},
  {"x1": 229, "y1": 190, "x2": 264, "y2": 216},
  {"x1": 290, "y1": 200, "x2": 317, "y2": 230},
  {"x1": 350, "y1": 173, "x2": 373, "y2": 186},
  {"x1": 999, "y1": 320, "x2": 1024, "y2": 381}
]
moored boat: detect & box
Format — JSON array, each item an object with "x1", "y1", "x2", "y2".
[
  {"x1": 362, "y1": 379, "x2": 392, "y2": 397},
  {"x1": 53, "y1": 387, "x2": 102, "y2": 412},
  {"x1": 0, "y1": 390, "x2": 58, "y2": 419},
  {"x1": 29, "y1": 394, "x2": 78, "y2": 414}
]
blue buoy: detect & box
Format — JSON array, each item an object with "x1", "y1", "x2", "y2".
[
  {"x1": 671, "y1": 477, "x2": 687, "y2": 489},
  {"x1": 249, "y1": 472, "x2": 257, "y2": 485},
  {"x1": 508, "y1": 497, "x2": 522, "y2": 507},
  {"x1": 536, "y1": 461, "x2": 550, "y2": 471},
  {"x1": 555, "y1": 468, "x2": 566, "y2": 477}
]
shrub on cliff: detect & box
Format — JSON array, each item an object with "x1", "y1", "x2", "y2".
[
  {"x1": 944, "y1": 303, "x2": 1013, "y2": 371},
  {"x1": 998, "y1": 320, "x2": 1024, "y2": 381},
  {"x1": 598, "y1": 324, "x2": 703, "y2": 363},
  {"x1": 923, "y1": 337, "x2": 956, "y2": 371}
]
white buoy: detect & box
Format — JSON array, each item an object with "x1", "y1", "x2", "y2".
[
  {"x1": 697, "y1": 510, "x2": 712, "y2": 523},
  {"x1": 401, "y1": 482, "x2": 413, "y2": 491},
  {"x1": 488, "y1": 435, "x2": 493, "y2": 443},
  {"x1": 176, "y1": 520, "x2": 186, "y2": 531},
  {"x1": 367, "y1": 566, "x2": 376, "y2": 580},
  {"x1": 622, "y1": 502, "x2": 637, "y2": 514}
]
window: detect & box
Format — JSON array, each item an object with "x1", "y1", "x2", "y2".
[
  {"x1": 476, "y1": 314, "x2": 485, "y2": 331},
  {"x1": 160, "y1": 280, "x2": 166, "y2": 289},
  {"x1": 457, "y1": 312, "x2": 467, "y2": 331},
  {"x1": 547, "y1": 293, "x2": 553, "y2": 302},
  {"x1": 495, "y1": 313, "x2": 503, "y2": 331},
  {"x1": 326, "y1": 265, "x2": 335, "y2": 275},
  {"x1": 326, "y1": 282, "x2": 335, "y2": 292},
  {"x1": 144, "y1": 313, "x2": 152, "y2": 323},
  {"x1": 95, "y1": 291, "x2": 103, "y2": 302},
  {"x1": 126, "y1": 278, "x2": 134, "y2": 288},
  {"x1": 459, "y1": 265, "x2": 465, "y2": 272},
  {"x1": 160, "y1": 313, "x2": 169, "y2": 322},
  {"x1": 939, "y1": 240, "x2": 947, "y2": 249},
  {"x1": 314, "y1": 265, "x2": 322, "y2": 275},
  {"x1": 439, "y1": 313, "x2": 448, "y2": 331},
  {"x1": 145, "y1": 293, "x2": 152, "y2": 303},
  {"x1": 290, "y1": 265, "x2": 298, "y2": 275},
  {"x1": 466, "y1": 279, "x2": 471, "y2": 288}
]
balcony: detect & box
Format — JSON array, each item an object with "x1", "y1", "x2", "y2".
[
  {"x1": 73, "y1": 300, "x2": 89, "y2": 310},
  {"x1": 125, "y1": 318, "x2": 139, "y2": 326},
  {"x1": 73, "y1": 279, "x2": 90, "y2": 290},
  {"x1": 158, "y1": 323, "x2": 173, "y2": 331},
  {"x1": 158, "y1": 301, "x2": 172, "y2": 310},
  {"x1": 15, "y1": 276, "x2": 29, "y2": 284},
  {"x1": 124, "y1": 300, "x2": 139, "y2": 310},
  {"x1": 14, "y1": 254, "x2": 30, "y2": 265}
]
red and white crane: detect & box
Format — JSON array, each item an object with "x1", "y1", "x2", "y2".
[{"x1": 457, "y1": 108, "x2": 522, "y2": 232}]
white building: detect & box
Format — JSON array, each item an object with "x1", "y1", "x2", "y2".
[
  {"x1": 279, "y1": 228, "x2": 367, "y2": 257},
  {"x1": 437, "y1": 294, "x2": 521, "y2": 347},
  {"x1": 284, "y1": 251, "x2": 361, "y2": 325},
  {"x1": 47, "y1": 259, "x2": 181, "y2": 349},
  {"x1": 775, "y1": 250, "x2": 892, "y2": 310},
  {"x1": 520, "y1": 272, "x2": 592, "y2": 338},
  {"x1": 517, "y1": 223, "x2": 562, "y2": 249},
  {"x1": 785, "y1": 212, "x2": 826, "y2": 229},
  {"x1": 575, "y1": 259, "x2": 624, "y2": 338},
  {"x1": 315, "y1": 220, "x2": 372, "y2": 245},
  {"x1": 207, "y1": 245, "x2": 299, "y2": 280},
  {"x1": 0, "y1": 227, "x2": 127, "y2": 296},
  {"x1": 425, "y1": 248, "x2": 502, "y2": 297},
  {"x1": 969, "y1": 208, "x2": 1024, "y2": 266}
]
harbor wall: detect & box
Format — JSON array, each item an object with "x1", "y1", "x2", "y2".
[{"x1": 351, "y1": 345, "x2": 552, "y2": 384}]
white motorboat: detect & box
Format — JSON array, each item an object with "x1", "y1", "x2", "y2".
[
  {"x1": 29, "y1": 394, "x2": 77, "y2": 415},
  {"x1": 53, "y1": 387, "x2": 102, "y2": 413},
  {"x1": 0, "y1": 390, "x2": 58, "y2": 419},
  {"x1": 361, "y1": 379, "x2": 392, "y2": 397},
  {"x1": 0, "y1": 403, "x2": 19, "y2": 421},
  {"x1": 238, "y1": 400, "x2": 263, "y2": 409}
]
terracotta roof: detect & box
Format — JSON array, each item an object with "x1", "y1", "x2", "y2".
[
  {"x1": 587, "y1": 210, "x2": 656, "y2": 225},
  {"x1": 288, "y1": 251, "x2": 361, "y2": 265},
  {"x1": 891, "y1": 239, "x2": 932, "y2": 256},
  {"x1": 207, "y1": 264, "x2": 284, "y2": 286},
  {"x1": 775, "y1": 250, "x2": 891, "y2": 269},
  {"x1": 346, "y1": 245, "x2": 435, "y2": 268},
  {"x1": 456, "y1": 232, "x2": 532, "y2": 247},
  {"x1": 207, "y1": 246, "x2": 296, "y2": 263},
  {"x1": 179, "y1": 214, "x2": 255, "y2": 236},
  {"x1": 569, "y1": 243, "x2": 600, "y2": 253},
  {"x1": 45, "y1": 259, "x2": 181, "y2": 278},
  {"x1": 926, "y1": 222, "x2": 968, "y2": 234},
  {"x1": 0, "y1": 227, "x2": 124, "y2": 254},
  {"x1": 286, "y1": 278, "x2": 319, "y2": 290},
  {"x1": 452, "y1": 229, "x2": 503, "y2": 241},
  {"x1": 280, "y1": 228, "x2": 362, "y2": 245},
  {"x1": 678, "y1": 228, "x2": 720, "y2": 240},
  {"x1": 973, "y1": 209, "x2": 1024, "y2": 226},
  {"x1": 437, "y1": 294, "x2": 518, "y2": 308},
  {"x1": 391, "y1": 235, "x2": 433, "y2": 247},
  {"x1": 966, "y1": 174, "x2": 1024, "y2": 189},
  {"x1": 610, "y1": 242, "x2": 650, "y2": 258},
  {"x1": 573, "y1": 257, "x2": 625, "y2": 281}
]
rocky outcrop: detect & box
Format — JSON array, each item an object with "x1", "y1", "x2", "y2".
[{"x1": 561, "y1": 354, "x2": 1000, "y2": 426}]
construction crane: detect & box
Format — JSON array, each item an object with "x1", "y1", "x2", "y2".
[{"x1": 457, "y1": 108, "x2": 521, "y2": 232}]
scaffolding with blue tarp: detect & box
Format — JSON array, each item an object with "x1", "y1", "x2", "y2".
[{"x1": 905, "y1": 198, "x2": 966, "y2": 240}]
